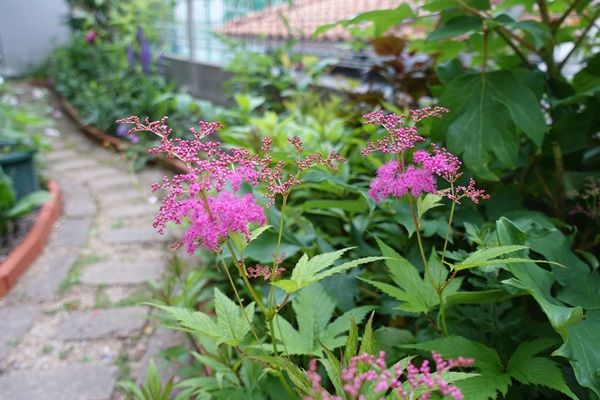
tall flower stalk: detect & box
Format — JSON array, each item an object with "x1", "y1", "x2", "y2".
[{"x1": 362, "y1": 109, "x2": 489, "y2": 334}]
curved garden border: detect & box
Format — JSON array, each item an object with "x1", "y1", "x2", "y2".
[
  {"x1": 0, "y1": 180, "x2": 62, "y2": 297},
  {"x1": 54, "y1": 93, "x2": 188, "y2": 174}
]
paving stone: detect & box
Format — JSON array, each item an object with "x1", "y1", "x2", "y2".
[
  {"x1": 10, "y1": 251, "x2": 77, "y2": 302},
  {"x1": 0, "y1": 306, "x2": 41, "y2": 362},
  {"x1": 43, "y1": 150, "x2": 80, "y2": 163},
  {"x1": 80, "y1": 259, "x2": 164, "y2": 285},
  {"x1": 97, "y1": 191, "x2": 146, "y2": 208},
  {"x1": 65, "y1": 167, "x2": 121, "y2": 184},
  {"x1": 61, "y1": 183, "x2": 96, "y2": 218},
  {"x1": 51, "y1": 158, "x2": 98, "y2": 173},
  {"x1": 0, "y1": 364, "x2": 118, "y2": 400},
  {"x1": 55, "y1": 306, "x2": 148, "y2": 340},
  {"x1": 100, "y1": 227, "x2": 166, "y2": 244},
  {"x1": 104, "y1": 204, "x2": 156, "y2": 219},
  {"x1": 51, "y1": 218, "x2": 92, "y2": 248},
  {"x1": 87, "y1": 175, "x2": 136, "y2": 193}
]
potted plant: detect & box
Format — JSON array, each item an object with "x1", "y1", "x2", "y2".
[{"x1": 0, "y1": 85, "x2": 49, "y2": 199}]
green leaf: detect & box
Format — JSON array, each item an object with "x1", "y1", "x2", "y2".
[
  {"x1": 362, "y1": 239, "x2": 438, "y2": 314},
  {"x1": 512, "y1": 20, "x2": 552, "y2": 49},
  {"x1": 300, "y1": 198, "x2": 368, "y2": 214},
  {"x1": 314, "y1": 4, "x2": 414, "y2": 38},
  {"x1": 444, "y1": 289, "x2": 518, "y2": 309},
  {"x1": 428, "y1": 15, "x2": 483, "y2": 40},
  {"x1": 272, "y1": 248, "x2": 383, "y2": 293},
  {"x1": 407, "y1": 336, "x2": 510, "y2": 399},
  {"x1": 344, "y1": 317, "x2": 359, "y2": 362},
  {"x1": 152, "y1": 305, "x2": 217, "y2": 339},
  {"x1": 497, "y1": 218, "x2": 584, "y2": 338},
  {"x1": 417, "y1": 194, "x2": 443, "y2": 219},
  {"x1": 230, "y1": 225, "x2": 272, "y2": 252},
  {"x1": 359, "y1": 312, "x2": 375, "y2": 355},
  {"x1": 434, "y1": 71, "x2": 548, "y2": 179},
  {"x1": 271, "y1": 284, "x2": 370, "y2": 356},
  {"x1": 507, "y1": 339, "x2": 577, "y2": 399},
  {"x1": 214, "y1": 288, "x2": 255, "y2": 346},
  {"x1": 554, "y1": 310, "x2": 600, "y2": 398},
  {"x1": 321, "y1": 345, "x2": 344, "y2": 395},
  {"x1": 6, "y1": 190, "x2": 51, "y2": 218}
]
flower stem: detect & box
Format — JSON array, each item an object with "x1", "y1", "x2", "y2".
[
  {"x1": 408, "y1": 197, "x2": 431, "y2": 285},
  {"x1": 440, "y1": 186, "x2": 456, "y2": 266}
]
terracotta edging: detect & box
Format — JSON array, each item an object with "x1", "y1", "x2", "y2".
[
  {"x1": 53, "y1": 91, "x2": 188, "y2": 174},
  {"x1": 0, "y1": 180, "x2": 62, "y2": 298}
]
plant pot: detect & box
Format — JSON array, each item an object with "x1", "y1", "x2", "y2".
[{"x1": 0, "y1": 149, "x2": 39, "y2": 200}]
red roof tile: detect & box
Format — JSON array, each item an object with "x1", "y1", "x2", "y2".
[{"x1": 219, "y1": 0, "x2": 416, "y2": 41}]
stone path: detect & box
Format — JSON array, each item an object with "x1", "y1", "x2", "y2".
[{"x1": 0, "y1": 87, "x2": 192, "y2": 399}]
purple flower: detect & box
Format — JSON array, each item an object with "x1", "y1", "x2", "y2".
[
  {"x1": 126, "y1": 45, "x2": 136, "y2": 68},
  {"x1": 115, "y1": 124, "x2": 129, "y2": 137},
  {"x1": 136, "y1": 27, "x2": 152, "y2": 73}
]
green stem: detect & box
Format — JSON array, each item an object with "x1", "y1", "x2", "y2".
[
  {"x1": 408, "y1": 197, "x2": 431, "y2": 285},
  {"x1": 268, "y1": 318, "x2": 279, "y2": 356},
  {"x1": 440, "y1": 186, "x2": 456, "y2": 266},
  {"x1": 438, "y1": 293, "x2": 449, "y2": 336},
  {"x1": 223, "y1": 239, "x2": 267, "y2": 313},
  {"x1": 218, "y1": 254, "x2": 264, "y2": 349}
]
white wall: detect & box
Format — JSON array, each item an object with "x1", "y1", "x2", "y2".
[{"x1": 0, "y1": 0, "x2": 70, "y2": 76}]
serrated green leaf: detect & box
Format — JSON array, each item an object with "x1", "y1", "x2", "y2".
[
  {"x1": 417, "y1": 193, "x2": 443, "y2": 219},
  {"x1": 452, "y1": 245, "x2": 528, "y2": 270},
  {"x1": 406, "y1": 336, "x2": 511, "y2": 399},
  {"x1": 272, "y1": 248, "x2": 382, "y2": 293},
  {"x1": 345, "y1": 317, "x2": 359, "y2": 362},
  {"x1": 366, "y1": 239, "x2": 439, "y2": 314},
  {"x1": 359, "y1": 313, "x2": 375, "y2": 355},
  {"x1": 271, "y1": 284, "x2": 369, "y2": 356},
  {"x1": 506, "y1": 338, "x2": 577, "y2": 399},
  {"x1": 152, "y1": 304, "x2": 217, "y2": 339},
  {"x1": 214, "y1": 288, "x2": 255, "y2": 346},
  {"x1": 554, "y1": 310, "x2": 600, "y2": 397},
  {"x1": 434, "y1": 71, "x2": 547, "y2": 179}
]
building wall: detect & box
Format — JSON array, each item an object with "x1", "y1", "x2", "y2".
[
  {"x1": 164, "y1": 55, "x2": 232, "y2": 106},
  {"x1": 0, "y1": 0, "x2": 70, "y2": 76}
]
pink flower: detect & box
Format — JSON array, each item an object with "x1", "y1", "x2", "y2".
[
  {"x1": 369, "y1": 161, "x2": 436, "y2": 202},
  {"x1": 180, "y1": 191, "x2": 265, "y2": 253},
  {"x1": 306, "y1": 351, "x2": 473, "y2": 400},
  {"x1": 85, "y1": 31, "x2": 97, "y2": 44},
  {"x1": 413, "y1": 144, "x2": 461, "y2": 182}
]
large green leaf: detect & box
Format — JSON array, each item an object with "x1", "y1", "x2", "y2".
[
  {"x1": 428, "y1": 15, "x2": 483, "y2": 40},
  {"x1": 554, "y1": 310, "x2": 600, "y2": 397},
  {"x1": 214, "y1": 287, "x2": 256, "y2": 346},
  {"x1": 271, "y1": 283, "x2": 370, "y2": 356},
  {"x1": 434, "y1": 71, "x2": 547, "y2": 179},
  {"x1": 6, "y1": 190, "x2": 51, "y2": 218},
  {"x1": 407, "y1": 335, "x2": 575, "y2": 399},
  {"x1": 272, "y1": 247, "x2": 383, "y2": 293},
  {"x1": 361, "y1": 239, "x2": 438, "y2": 314},
  {"x1": 497, "y1": 218, "x2": 584, "y2": 337}
]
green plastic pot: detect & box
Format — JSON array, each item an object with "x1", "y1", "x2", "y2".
[{"x1": 0, "y1": 143, "x2": 39, "y2": 200}]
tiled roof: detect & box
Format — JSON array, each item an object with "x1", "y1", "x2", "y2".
[{"x1": 219, "y1": 0, "x2": 415, "y2": 41}]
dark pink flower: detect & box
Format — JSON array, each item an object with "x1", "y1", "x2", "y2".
[{"x1": 85, "y1": 31, "x2": 97, "y2": 44}]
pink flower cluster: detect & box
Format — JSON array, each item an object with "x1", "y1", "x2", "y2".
[
  {"x1": 363, "y1": 111, "x2": 489, "y2": 204},
  {"x1": 306, "y1": 351, "x2": 474, "y2": 400},
  {"x1": 117, "y1": 116, "x2": 265, "y2": 253},
  {"x1": 116, "y1": 116, "x2": 344, "y2": 252}
]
